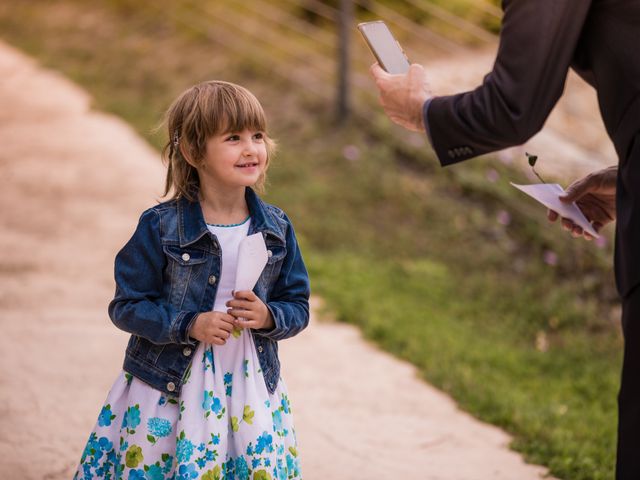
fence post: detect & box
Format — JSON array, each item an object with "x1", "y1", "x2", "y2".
[{"x1": 337, "y1": 0, "x2": 353, "y2": 122}]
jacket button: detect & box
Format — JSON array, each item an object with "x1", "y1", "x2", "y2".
[
  {"x1": 258, "y1": 346, "x2": 264, "y2": 353},
  {"x1": 267, "y1": 250, "x2": 273, "y2": 258},
  {"x1": 166, "y1": 382, "x2": 176, "y2": 392},
  {"x1": 181, "y1": 253, "x2": 190, "y2": 262},
  {"x1": 183, "y1": 347, "x2": 192, "y2": 357},
  {"x1": 208, "y1": 275, "x2": 217, "y2": 285},
  {"x1": 448, "y1": 149, "x2": 455, "y2": 159}
]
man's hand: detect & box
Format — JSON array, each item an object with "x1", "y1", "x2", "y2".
[
  {"x1": 548, "y1": 166, "x2": 617, "y2": 240},
  {"x1": 369, "y1": 63, "x2": 431, "y2": 132},
  {"x1": 189, "y1": 311, "x2": 235, "y2": 345},
  {"x1": 226, "y1": 290, "x2": 274, "y2": 331}
]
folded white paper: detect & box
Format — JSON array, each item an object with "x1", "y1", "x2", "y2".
[
  {"x1": 510, "y1": 182, "x2": 599, "y2": 238},
  {"x1": 235, "y1": 232, "x2": 269, "y2": 291}
]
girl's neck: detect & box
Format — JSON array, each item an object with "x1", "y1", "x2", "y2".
[{"x1": 198, "y1": 184, "x2": 249, "y2": 226}]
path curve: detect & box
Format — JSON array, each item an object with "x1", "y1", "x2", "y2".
[{"x1": 0, "y1": 40, "x2": 555, "y2": 479}]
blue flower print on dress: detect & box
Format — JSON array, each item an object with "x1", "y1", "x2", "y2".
[
  {"x1": 177, "y1": 462, "x2": 198, "y2": 480},
  {"x1": 280, "y1": 395, "x2": 291, "y2": 415},
  {"x1": 162, "y1": 453, "x2": 173, "y2": 474},
  {"x1": 202, "y1": 390, "x2": 213, "y2": 411},
  {"x1": 202, "y1": 391, "x2": 225, "y2": 419},
  {"x1": 202, "y1": 348, "x2": 214, "y2": 372},
  {"x1": 255, "y1": 431, "x2": 273, "y2": 455},
  {"x1": 224, "y1": 458, "x2": 235, "y2": 480},
  {"x1": 176, "y1": 431, "x2": 194, "y2": 463},
  {"x1": 147, "y1": 417, "x2": 172, "y2": 438},
  {"x1": 235, "y1": 456, "x2": 249, "y2": 480},
  {"x1": 145, "y1": 463, "x2": 164, "y2": 480},
  {"x1": 128, "y1": 468, "x2": 145, "y2": 480},
  {"x1": 74, "y1": 338, "x2": 303, "y2": 479},
  {"x1": 274, "y1": 458, "x2": 287, "y2": 480},
  {"x1": 122, "y1": 404, "x2": 141, "y2": 434},
  {"x1": 98, "y1": 404, "x2": 116, "y2": 427},
  {"x1": 287, "y1": 452, "x2": 301, "y2": 478},
  {"x1": 272, "y1": 410, "x2": 283, "y2": 435},
  {"x1": 212, "y1": 397, "x2": 223, "y2": 414},
  {"x1": 224, "y1": 372, "x2": 233, "y2": 396},
  {"x1": 98, "y1": 437, "x2": 113, "y2": 452}
]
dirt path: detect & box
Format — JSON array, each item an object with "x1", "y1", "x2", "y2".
[{"x1": 0, "y1": 40, "x2": 558, "y2": 479}]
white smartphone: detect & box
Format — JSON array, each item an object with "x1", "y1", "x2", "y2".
[{"x1": 357, "y1": 20, "x2": 410, "y2": 74}]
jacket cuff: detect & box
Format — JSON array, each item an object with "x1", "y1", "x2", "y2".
[
  {"x1": 171, "y1": 311, "x2": 199, "y2": 345},
  {"x1": 254, "y1": 303, "x2": 285, "y2": 340}
]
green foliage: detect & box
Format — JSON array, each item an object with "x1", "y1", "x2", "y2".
[{"x1": 0, "y1": 2, "x2": 621, "y2": 478}]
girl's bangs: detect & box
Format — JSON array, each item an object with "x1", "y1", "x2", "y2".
[{"x1": 209, "y1": 88, "x2": 267, "y2": 135}]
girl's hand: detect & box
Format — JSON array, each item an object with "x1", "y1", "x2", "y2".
[
  {"x1": 189, "y1": 311, "x2": 235, "y2": 345},
  {"x1": 226, "y1": 290, "x2": 274, "y2": 330}
]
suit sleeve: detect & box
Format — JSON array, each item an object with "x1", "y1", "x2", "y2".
[{"x1": 426, "y1": 0, "x2": 592, "y2": 166}]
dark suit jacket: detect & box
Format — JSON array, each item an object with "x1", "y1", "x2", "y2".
[{"x1": 426, "y1": 0, "x2": 640, "y2": 297}]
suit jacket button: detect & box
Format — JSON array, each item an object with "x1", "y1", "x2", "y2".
[{"x1": 448, "y1": 149, "x2": 455, "y2": 158}]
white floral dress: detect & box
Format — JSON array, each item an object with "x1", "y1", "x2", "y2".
[{"x1": 74, "y1": 219, "x2": 302, "y2": 480}]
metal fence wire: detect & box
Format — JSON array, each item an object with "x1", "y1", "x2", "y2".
[{"x1": 144, "y1": 0, "x2": 501, "y2": 123}]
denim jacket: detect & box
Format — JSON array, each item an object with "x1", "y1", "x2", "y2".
[{"x1": 108, "y1": 188, "x2": 310, "y2": 396}]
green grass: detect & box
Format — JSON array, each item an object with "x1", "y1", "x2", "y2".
[{"x1": 0, "y1": 1, "x2": 622, "y2": 478}]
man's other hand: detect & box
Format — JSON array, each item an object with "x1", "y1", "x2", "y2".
[{"x1": 548, "y1": 166, "x2": 617, "y2": 240}]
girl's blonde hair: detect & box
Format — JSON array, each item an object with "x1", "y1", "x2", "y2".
[{"x1": 161, "y1": 80, "x2": 276, "y2": 201}]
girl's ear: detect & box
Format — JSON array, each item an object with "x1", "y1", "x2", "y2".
[{"x1": 179, "y1": 142, "x2": 200, "y2": 169}]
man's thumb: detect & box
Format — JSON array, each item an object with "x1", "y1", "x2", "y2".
[{"x1": 560, "y1": 179, "x2": 590, "y2": 203}]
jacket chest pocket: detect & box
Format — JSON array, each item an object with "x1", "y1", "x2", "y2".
[
  {"x1": 163, "y1": 245, "x2": 210, "y2": 308},
  {"x1": 257, "y1": 245, "x2": 286, "y2": 294}
]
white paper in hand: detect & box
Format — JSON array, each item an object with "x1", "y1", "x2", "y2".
[
  {"x1": 510, "y1": 182, "x2": 599, "y2": 238},
  {"x1": 235, "y1": 233, "x2": 269, "y2": 291}
]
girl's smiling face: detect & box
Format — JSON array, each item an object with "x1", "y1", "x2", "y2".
[{"x1": 198, "y1": 129, "x2": 268, "y2": 190}]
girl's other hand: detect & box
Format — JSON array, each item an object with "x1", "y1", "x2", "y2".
[
  {"x1": 226, "y1": 290, "x2": 274, "y2": 330},
  {"x1": 189, "y1": 311, "x2": 235, "y2": 345}
]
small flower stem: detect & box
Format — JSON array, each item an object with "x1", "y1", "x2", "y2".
[{"x1": 532, "y1": 167, "x2": 547, "y2": 184}]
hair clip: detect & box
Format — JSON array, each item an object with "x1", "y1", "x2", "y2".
[{"x1": 172, "y1": 131, "x2": 180, "y2": 147}]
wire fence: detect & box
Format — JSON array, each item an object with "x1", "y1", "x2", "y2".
[{"x1": 148, "y1": 0, "x2": 501, "y2": 127}]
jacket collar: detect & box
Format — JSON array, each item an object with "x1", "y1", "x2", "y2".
[{"x1": 177, "y1": 188, "x2": 285, "y2": 247}]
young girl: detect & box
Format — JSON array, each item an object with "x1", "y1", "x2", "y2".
[{"x1": 74, "y1": 81, "x2": 310, "y2": 480}]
